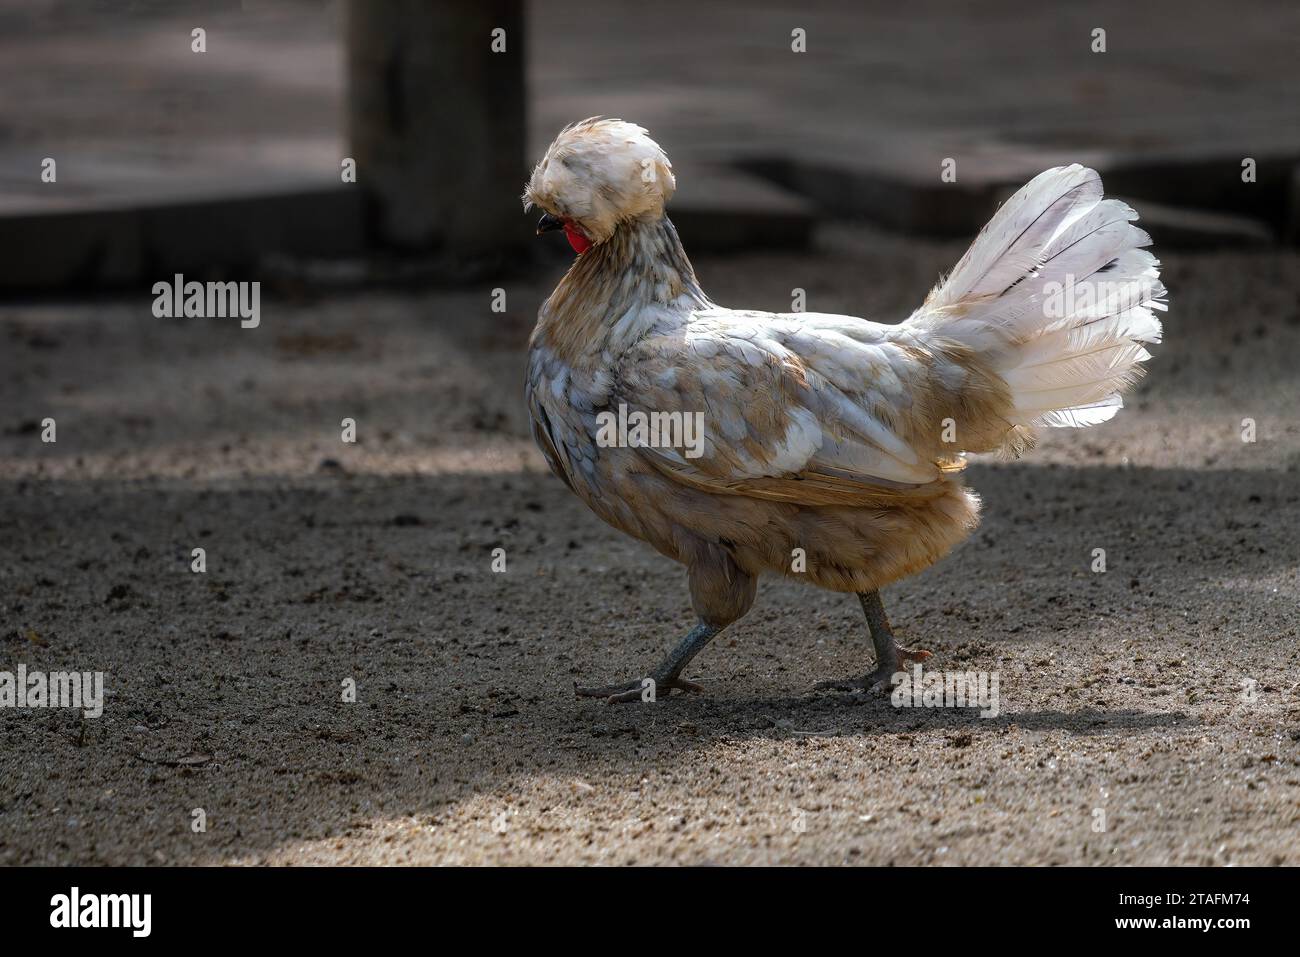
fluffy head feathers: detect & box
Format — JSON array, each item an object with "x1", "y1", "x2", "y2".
[{"x1": 523, "y1": 118, "x2": 676, "y2": 244}]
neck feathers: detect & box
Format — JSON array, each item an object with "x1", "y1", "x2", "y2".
[{"x1": 534, "y1": 217, "x2": 708, "y2": 369}]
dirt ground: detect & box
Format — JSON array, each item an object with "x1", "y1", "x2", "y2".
[{"x1": 2, "y1": 224, "x2": 1298, "y2": 865}]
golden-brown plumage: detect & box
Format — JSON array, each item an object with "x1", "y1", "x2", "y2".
[{"x1": 523, "y1": 119, "x2": 1165, "y2": 701}]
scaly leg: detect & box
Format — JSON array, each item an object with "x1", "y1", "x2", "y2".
[
  {"x1": 815, "y1": 590, "x2": 931, "y2": 694},
  {"x1": 575, "y1": 621, "x2": 719, "y2": 705}
]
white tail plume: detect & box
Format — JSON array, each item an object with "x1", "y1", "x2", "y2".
[{"x1": 906, "y1": 164, "x2": 1166, "y2": 451}]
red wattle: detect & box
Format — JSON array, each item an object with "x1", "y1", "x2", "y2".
[{"x1": 564, "y1": 224, "x2": 592, "y2": 255}]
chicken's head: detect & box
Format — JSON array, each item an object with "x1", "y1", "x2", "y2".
[{"x1": 523, "y1": 118, "x2": 675, "y2": 254}]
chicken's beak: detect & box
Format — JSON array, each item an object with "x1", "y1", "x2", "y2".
[{"x1": 536, "y1": 213, "x2": 564, "y2": 236}]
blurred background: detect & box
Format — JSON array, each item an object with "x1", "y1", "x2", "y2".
[{"x1": 1, "y1": 0, "x2": 1298, "y2": 291}]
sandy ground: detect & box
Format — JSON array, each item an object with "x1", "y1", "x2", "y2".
[{"x1": 2, "y1": 224, "x2": 1299, "y2": 866}]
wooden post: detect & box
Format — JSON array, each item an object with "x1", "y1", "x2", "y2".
[{"x1": 346, "y1": 1, "x2": 525, "y2": 259}]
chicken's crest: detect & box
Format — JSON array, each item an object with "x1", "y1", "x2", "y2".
[{"x1": 522, "y1": 117, "x2": 676, "y2": 244}]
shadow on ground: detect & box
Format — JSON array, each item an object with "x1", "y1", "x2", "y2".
[{"x1": 2, "y1": 457, "x2": 1295, "y2": 865}]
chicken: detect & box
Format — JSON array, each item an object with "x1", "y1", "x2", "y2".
[{"x1": 523, "y1": 118, "x2": 1165, "y2": 703}]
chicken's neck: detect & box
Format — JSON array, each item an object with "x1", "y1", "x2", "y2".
[{"x1": 533, "y1": 216, "x2": 709, "y2": 371}]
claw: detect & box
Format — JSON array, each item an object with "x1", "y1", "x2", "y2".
[
  {"x1": 812, "y1": 674, "x2": 891, "y2": 694},
  {"x1": 574, "y1": 679, "x2": 644, "y2": 700},
  {"x1": 574, "y1": 675, "x2": 704, "y2": 705},
  {"x1": 813, "y1": 645, "x2": 933, "y2": 696},
  {"x1": 602, "y1": 687, "x2": 647, "y2": 705}
]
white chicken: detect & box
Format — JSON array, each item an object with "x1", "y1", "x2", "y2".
[{"x1": 524, "y1": 118, "x2": 1165, "y2": 703}]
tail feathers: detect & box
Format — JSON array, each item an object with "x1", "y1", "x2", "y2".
[{"x1": 906, "y1": 164, "x2": 1165, "y2": 453}]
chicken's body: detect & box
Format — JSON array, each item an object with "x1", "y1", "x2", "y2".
[{"x1": 524, "y1": 119, "x2": 1165, "y2": 702}]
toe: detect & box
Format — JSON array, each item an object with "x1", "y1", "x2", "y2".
[
  {"x1": 575, "y1": 680, "x2": 637, "y2": 699},
  {"x1": 603, "y1": 688, "x2": 645, "y2": 705},
  {"x1": 577, "y1": 676, "x2": 704, "y2": 704}
]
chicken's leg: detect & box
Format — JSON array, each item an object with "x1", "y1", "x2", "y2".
[
  {"x1": 575, "y1": 620, "x2": 720, "y2": 704},
  {"x1": 815, "y1": 590, "x2": 931, "y2": 694},
  {"x1": 576, "y1": 553, "x2": 753, "y2": 705}
]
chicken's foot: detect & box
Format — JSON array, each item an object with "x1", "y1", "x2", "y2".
[
  {"x1": 815, "y1": 590, "x2": 931, "y2": 694},
  {"x1": 575, "y1": 621, "x2": 719, "y2": 704}
]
